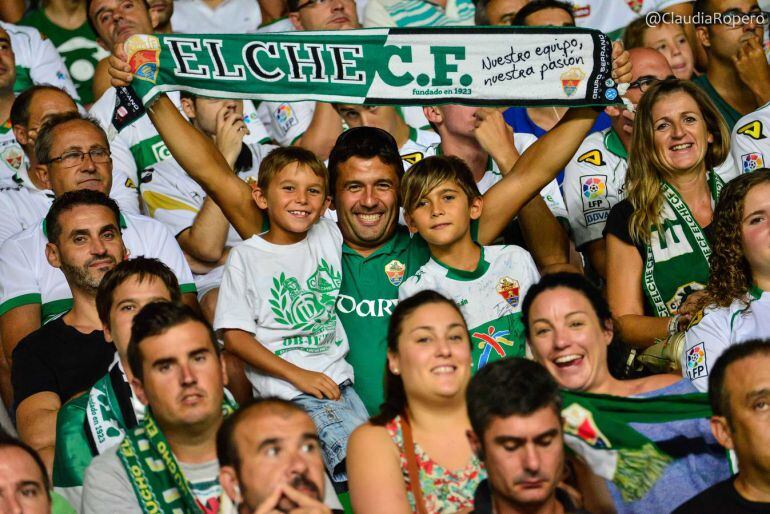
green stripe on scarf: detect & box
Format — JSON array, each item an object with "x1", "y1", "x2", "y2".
[
  {"x1": 114, "y1": 27, "x2": 617, "y2": 128},
  {"x1": 118, "y1": 398, "x2": 238, "y2": 514},
  {"x1": 561, "y1": 389, "x2": 712, "y2": 502},
  {"x1": 643, "y1": 171, "x2": 724, "y2": 317}
]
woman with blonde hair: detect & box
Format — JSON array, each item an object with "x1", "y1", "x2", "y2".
[
  {"x1": 679, "y1": 170, "x2": 770, "y2": 391},
  {"x1": 604, "y1": 78, "x2": 733, "y2": 349}
]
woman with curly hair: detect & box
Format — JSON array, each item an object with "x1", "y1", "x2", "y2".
[
  {"x1": 679, "y1": 170, "x2": 770, "y2": 391},
  {"x1": 604, "y1": 78, "x2": 733, "y2": 349}
]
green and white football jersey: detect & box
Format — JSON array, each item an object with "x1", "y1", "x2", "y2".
[
  {"x1": 89, "y1": 90, "x2": 270, "y2": 211},
  {"x1": 683, "y1": 287, "x2": 770, "y2": 392},
  {"x1": 399, "y1": 245, "x2": 540, "y2": 371},
  {"x1": 0, "y1": 212, "x2": 196, "y2": 322},
  {"x1": 364, "y1": 0, "x2": 475, "y2": 28},
  {"x1": 171, "y1": 0, "x2": 262, "y2": 34},
  {"x1": 214, "y1": 218, "x2": 354, "y2": 400},
  {"x1": 20, "y1": 10, "x2": 109, "y2": 105},
  {"x1": 0, "y1": 119, "x2": 25, "y2": 188},
  {"x1": 400, "y1": 126, "x2": 439, "y2": 170},
  {"x1": 1, "y1": 21, "x2": 79, "y2": 101},
  {"x1": 141, "y1": 142, "x2": 277, "y2": 296}
]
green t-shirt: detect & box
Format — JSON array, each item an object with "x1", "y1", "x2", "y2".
[
  {"x1": 339, "y1": 226, "x2": 431, "y2": 414},
  {"x1": 692, "y1": 74, "x2": 742, "y2": 131},
  {"x1": 20, "y1": 10, "x2": 108, "y2": 104}
]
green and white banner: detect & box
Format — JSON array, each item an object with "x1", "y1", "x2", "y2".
[{"x1": 113, "y1": 28, "x2": 617, "y2": 130}]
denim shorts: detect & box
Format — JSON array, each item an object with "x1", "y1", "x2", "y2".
[{"x1": 293, "y1": 380, "x2": 368, "y2": 483}]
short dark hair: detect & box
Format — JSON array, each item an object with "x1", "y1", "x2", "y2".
[
  {"x1": 96, "y1": 257, "x2": 181, "y2": 326},
  {"x1": 327, "y1": 127, "x2": 404, "y2": 199},
  {"x1": 35, "y1": 111, "x2": 108, "y2": 166},
  {"x1": 128, "y1": 301, "x2": 220, "y2": 381},
  {"x1": 45, "y1": 189, "x2": 121, "y2": 243},
  {"x1": 217, "y1": 398, "x2": 308, "y2": 472},
  {"x1": 0, "y1": 431, "x2": 51, "y2": 497},
  {"x1": 692, "y1": 0, "x2": 714, "y2": 26},
  {"x1": 467, "y1": 357, "x2": 562, "y2": 438},
  {"x1": 512, "y1": 0, "x2": 574, "y2": 25},
  {"x1": 10, "y1": 85, "x2": 73, "y2": 128},
  {"x1": 708, "y1": 339, "x2": 770, "y2": 420},
  {"x1": 287, "y1": 0, "x2": 302, "y2": 13}
]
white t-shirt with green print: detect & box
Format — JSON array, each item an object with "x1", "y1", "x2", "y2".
[{"x1": 213, "y1": 218, "x2": 354, "y2": 400}]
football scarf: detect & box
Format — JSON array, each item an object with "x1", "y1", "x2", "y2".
[
  {"x1": 561, "y1": 389, "x2": 715, "y2": 502},
  {"x1": 643, "y1": 171, "x2": 724, "y2": 317},
  {"x1": 117, "y1": 399, "x2": 238, "y2": 514},
  {"x1": 112, "y1": 27, "x2": 620, "y2": 133}
]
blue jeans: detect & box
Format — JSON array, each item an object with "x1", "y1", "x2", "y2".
[{"x1": 293, "y1": 380, "x2": 368, "y2": 483}]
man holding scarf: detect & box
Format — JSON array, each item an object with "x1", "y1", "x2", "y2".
[{"x1": 81, "y1": 301, "x2": 235, "y2": 514}]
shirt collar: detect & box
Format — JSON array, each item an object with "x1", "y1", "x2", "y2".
[{"x1": 604, "y1": 128, "x2": 628, "y2": 160}]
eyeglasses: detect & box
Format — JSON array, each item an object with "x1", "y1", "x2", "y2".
[
  {"x1": 46, "y1": 148, "x2": 111, "y2": 168},
  {"x1": 714, "y1": 9, "x2": 769, "y2": 29},
  {"x1": 627, "y1": 75, "x2": 676, "y2": 93},
  {"x1": 295, "y1": 0, "x2": 354, "y2": 10}
]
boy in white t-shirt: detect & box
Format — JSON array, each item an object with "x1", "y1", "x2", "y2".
[
  {"x1": 398, "y1": 155, "x2": 540, "y2": 371},
  {"x1": 213, "y1": 147, "x2": 367, "y2": 484}
]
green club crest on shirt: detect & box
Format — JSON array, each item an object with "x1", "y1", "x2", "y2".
[{"x1": 269, "y1": 259, "x2": 342, "y2": 333}]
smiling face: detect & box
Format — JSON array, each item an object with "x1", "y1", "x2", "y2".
[
  {"x1": 651, "y1": 90, "x2": 713, "y2": 174},
  {"x1": 741, "y1": 181, "x2": 770, "y2": 284},
  {"x1": 253, "y1": 162, "x2": 330, "y2": 245},
  {"x1": 405, "y1": 179, "x2": 481, "y2": 249},
  {"x1": 132, "y1": 320, "x2": 226, "y2": 432},
  {"x1": 527, "y1": 287, "x2": 613, "y2": 392},
  {"x1": 388, "y1": 301, "x2": 472, "y2": 402},
  {"x1": 334, "y1": 156, "x2": 400, "y2": 254},
  {"x1": 643, "y1": 23, "x2": 695, "y2": 80},
  {"x1": 472, "y1": 407, "x2": 564, "y2": 509}
]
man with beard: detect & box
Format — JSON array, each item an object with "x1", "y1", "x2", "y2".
[
  {"x1": 11, "y1": 190, "x2": 126, "y2": 471},
  {"x1": 218, "y1": 399, "x2": 340, "y2": 514}
]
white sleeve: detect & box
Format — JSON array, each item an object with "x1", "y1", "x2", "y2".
[
  {"x1": 243, "y1": 100, "x2": 272, "y2": 144},
  {"x1": 0, "y1": 197, "x2": 25, "y2": 249},
  {"x1": 213, "y1": 248, "x2": 260, "y2": 334},
  {"x1": 363, "y1": 0, "x2": 395, "y2": 27},
  {"x1": 257, "y1": 101, "x2": 316, "y2": 146},
  {"x1": 681, "y1": 308, "x2": 730, "y2": 392},
  {"x1": 24, "y1": 27, "x2": 80, "y2": 101},
  {"x1": 521, "y1": 247, "x2": 541, "y2": 284},
  {"x1": 398, "y1": 276, "x2": 420, "y2": 301},
  {"x1": 0, "y1": 234, "x2": 40, "y2": 314},
  {"x1": 731, "y1": 121, "x2": 769, "y2": 176},
  {"x1": 140, "y1": 219, "x2": 196, "y2": 293},
  {"x1": 540, "y1": 179, "x2": 568, "y2": 221},
  {"x1": 81, "y1": 449, "x2": 141, "y2": 514}
]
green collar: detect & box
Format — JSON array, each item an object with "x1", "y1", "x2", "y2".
[
  {"x1": 408, "y1": 125, "x2": 418, "y2": 143},
  {"x1": 749, "y1": 284, "x2": 764, "y2": 300},
  {"x1": 604, "y1": 128, "x2": 628, "y2": 160},
  {"x1": 341, "y1": 225, "x2": 410, "y2": 260},
  {"x1": 42, "y1": 212, "x2": 128, "y2": 238},
  {"x1": 431, "y1": 245, "x2": 489, "y2": 281}
]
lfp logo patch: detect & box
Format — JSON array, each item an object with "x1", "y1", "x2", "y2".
[
  {"x1": 126, "y1": 35, "x2": 161, "y2": 83},
  {"x1": 496, "y1": 277, "x2": 520, "y2": 308},
  {"x1": 742, "y1": 152, "x2": 764, "y2": 173},
  {"x1": 384, "y1": 260, "x2": 405, "y2": 286},
  {"x1": 686, "y1": 342, "x2": 708, "y2": 380},
  {"x1": 582, "y1": 176, "x2": 606, "y2": 199}
]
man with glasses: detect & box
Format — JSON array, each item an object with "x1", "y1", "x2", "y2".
[
  {"x1": 694, "y1": 0, "x2": 770, "y2": 129},
  {"x1": 0, "y1": 112, "x2": 196, "y2": 413}
]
